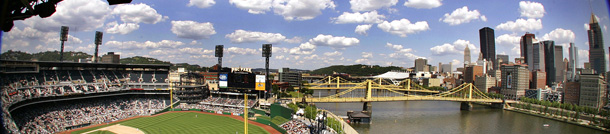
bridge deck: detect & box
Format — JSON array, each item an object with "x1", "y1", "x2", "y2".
[{"x1": 297, "y1": 96, "x2": 512, "y2": 103}]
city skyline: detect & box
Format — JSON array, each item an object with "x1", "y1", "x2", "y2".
[{"x1": 2, "y1": 0, "x2": 610, "y2": 70}]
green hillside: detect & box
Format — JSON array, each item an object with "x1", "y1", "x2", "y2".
[{"x1": 1, "y1": 50, "x2": 93, "y2": 61}]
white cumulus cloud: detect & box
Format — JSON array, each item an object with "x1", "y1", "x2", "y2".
[
  {"x1": 229, "y1": 0, "x2": 272, "y2": 14},
  {"x1": 350, "y1": 0, "x2": 398, "y2": 12},
  {"x1": 308, "y1": 34, "x2": 360, "y2": 49},
  {"x1": 377, "y1": 18, "x2": 429, "y2": 37},
  {"x1": 171, "y1": 20, "x2": 217, "y2": 40},
  {"x1": 440, "y1": 6, "x2": 486, "y2": 25},
  {"x1": 385, "y1": 42, "x2": 413, "y2": 53},
  {"x1": 324, "y1": 51, "x2": 343, "y2": 56},
  {"x1": 495, "y1": 34, "x2": 521, "y2": 47},
  {"x1": 430, "y1": 39, "x2": 476, "y2": 56},
  {"x1": 226, "y1": 47, "x2": 259, "y2": 55},
  {"x1": 355, "y1": 24, "x2": 373, "y2": 35},
  {"x1": 403, "y1": 0, "x2": 442, "y2": 9},
  {"x1": 2, "y1": 27, "x2": 83, "y2": 52},
  {"x1": 105, "y1": 40, "x2": 186, "y2": 50},
  {"x1": 541, "y1": 28, "x2": 575, "y2": 48},
  {"x1": 105, "y1": 21, "x2": 139, "y2": 34},
  {"x1": 188, "y1": 0, "x2": 216, "y2": 8},
  {"x1": 496, "y1": 18, "x2": 542, "y2": 32},
  {"x1": 361, "y1": 52, "x2": 373, "y2": 58},
  {"x1": 226, "y1": 30, "x2": 287, "y2": 43},
  {"x1": 22, "y1": 0, "x2": 111, "y2": 32},
  {"x1": 519, "y1": 1, "x2": 545, "y2": 19},
  {"x1": 332, "y1": 11, "x2": 386, "y2": 24},
  {"x1": 112, "y1": 3, "x2": 167, "y2": 24},
  {"x1": 289, "y1": 42, "x2": 316, "y2": 55},
  {"x1": 272, "y1": 0, "x2": 336, "y2": 21}
]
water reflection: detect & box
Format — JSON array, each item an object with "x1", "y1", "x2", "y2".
[{"x1": 315, "y1": 101, "x2": 607, "y2": 134}]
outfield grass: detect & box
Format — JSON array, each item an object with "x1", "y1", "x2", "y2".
[{"x1": 72, "y1": 112, "x2": 270, "y2": 134}]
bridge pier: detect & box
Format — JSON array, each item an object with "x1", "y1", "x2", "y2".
[
  {"x1": 363, "y1": 102, "x2": 372, "y2": 114},
  {"x1": 460, "y1": 102, "x2": 472, "y2": 111},
  {"x1": 490, "y1": 103, "x2": 504, "y2": 109}
]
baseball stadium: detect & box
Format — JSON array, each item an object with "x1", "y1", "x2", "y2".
[{"x1": 0, "y1": 60, "x2": 304, "y2": 134}]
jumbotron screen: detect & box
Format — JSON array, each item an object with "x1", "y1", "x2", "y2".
[{"x1": 228, "y1": 72, "x2": 255, "y2": 89}]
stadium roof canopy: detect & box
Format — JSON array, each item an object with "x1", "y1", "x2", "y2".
[{"x1": 373, "y1": 71, "x2": 410, "y2": 79}]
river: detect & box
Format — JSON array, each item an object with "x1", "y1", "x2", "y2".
[{"x1": 316, "y1": 101, "x2": 608, "y2": 134}]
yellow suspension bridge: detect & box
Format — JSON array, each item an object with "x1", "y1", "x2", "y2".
[{"x1": 298, "y1": 76, "x2": 515, "y2": 105}]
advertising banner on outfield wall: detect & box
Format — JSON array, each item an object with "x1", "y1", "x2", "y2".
[
  {"x1": 219, "y1": 74, "x2": 228, "y2": 88},
  {"x1": 255, "y1": 75, "x2": 265, "y2": 91}
]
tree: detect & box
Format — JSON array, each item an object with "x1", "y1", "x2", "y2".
[
  {"x1": 272, "y1": 85, "x2": 280, "y2": 94},
  {"x1": 304, "y1": 105, "x2": 317, "y2": 119}
]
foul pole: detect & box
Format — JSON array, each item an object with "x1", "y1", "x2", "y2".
[{"x1": 244, "y1": 93, "x2": 248, "y2": 134}]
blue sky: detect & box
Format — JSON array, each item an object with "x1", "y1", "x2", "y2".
[{"x1": 2, "y1": 0, "x2": 610, "y2": 70}]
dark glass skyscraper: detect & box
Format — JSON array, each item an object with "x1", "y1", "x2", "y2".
[
  {"x1": 543, "y1": 40, "x2": 556, "y2": 86},
  {"x1": 479, "y1": 27, "x2": 496, "y2": 69},
  {"x1": 588, "y1": 13, "x2": 606, "y2": 74}
]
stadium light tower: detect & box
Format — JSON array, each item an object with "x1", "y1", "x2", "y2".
[
  {"x1": 94, "y1": 31, "x2": 103, "y2": 63},
  {"x1": 262, "y1": 44, "x2": 272, "y2": 99},
  {"x1": 59, "y1": 26, "x2": 68, "y2": 62},
  {"x1": 215, "y1": 45, "x2": 223, "y2": 71}
]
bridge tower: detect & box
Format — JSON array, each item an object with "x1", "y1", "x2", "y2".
[
  {"x1": 363, "y1": 80, "x2": 373, "y2": 114},
  {"x1": 460, "y1": 83, "x2": 474, "y2": 110}
]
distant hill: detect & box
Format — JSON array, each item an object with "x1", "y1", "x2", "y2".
[
  {"x1": 1, "y1": 50, "x2": 92, "y2": 61},
  {"x1": 120, "y1": 56, "x2": 171, "y2": 64},
  {"x1": 309, "y1": 64, "x2": 403, "y2": 76}
]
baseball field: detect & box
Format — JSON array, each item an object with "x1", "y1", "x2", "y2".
[{"x1": 65, "y1": 111, "x2": 279, "y2": 134}]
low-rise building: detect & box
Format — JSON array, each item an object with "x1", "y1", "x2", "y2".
[
  {"x1": 501, "y1": 64, "x2": 529, "y2": 100},
  {"x1": 474, "y1": 75, "x2": 495, "y2": 93}
]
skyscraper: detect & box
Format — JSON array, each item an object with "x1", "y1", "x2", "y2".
[
  {"x1": 479, "y1": 27, "x2": 496, "y2": 68},
  {"x1": 588, "y1": 13, "x2": 606, "y2": 74},
  {"x1": 542, "y1": 40, "x2": 556, "y2": 86},
  {"x1": 554, "y1": 45, "x2": 565, "y2": 83},
  {"x1": 528, "y1": 42, "x2": 545, "y2": 72},
  {"x1": 464, "y1": 46, "x2": 471, "y2": 66},
  {"x1": 568, "y1": 43, "x2": 579, "y2": 81},
  {"x1": 520, "y1": 33, "x2": 536, "y2": 64}
]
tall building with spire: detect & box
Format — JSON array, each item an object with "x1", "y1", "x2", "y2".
[
  {"x1": 479, "y1": 27, "x2": 496, "y2": 69},
  {"x1": 464, "y1": 46, "x2": 471, "y2": 66},
  {"x1": 588, "y1": 13, "x2": 606, "y2": 74}
]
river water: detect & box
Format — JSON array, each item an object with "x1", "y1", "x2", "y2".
[{"x1": 316, "y1": 101, "x2": 608, "y2": 134}]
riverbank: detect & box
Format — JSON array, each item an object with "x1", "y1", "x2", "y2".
[{"x1": 504, "y1": 106, "x2": 610, "y2": 132}]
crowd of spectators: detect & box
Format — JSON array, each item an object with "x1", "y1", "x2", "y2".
[
  {"x1": 178, "y1": 104, "x2": 246, "y2": 114},
  {"x1": 281, "y1": 119, "x2": 309, "y2": 134},
  {"x1": 176, "y1": 96, "x2": 258, "y2": 115},
  {"x1": 10, "y1": 96, "x2": 169, "y2": 134},
  {"x1": 200, "y1": 96, "x2": 256, "y2": 107}
]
